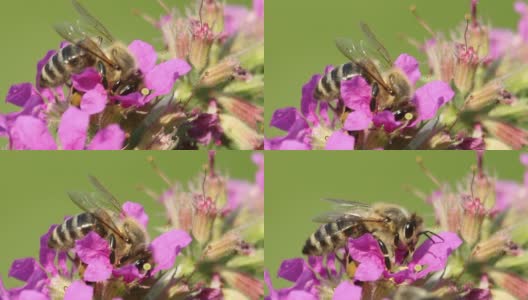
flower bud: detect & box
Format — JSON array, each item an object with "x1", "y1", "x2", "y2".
[
  {"x1": 203, "y1": 231, "x2": 242, "y2": 260},
  {"x1": 454, "y1": 45, "x2": 479, "y2": 94},
  {"x1": 200, "y1": 57, "x2": 240, "y2": 87},
  {"x1": 220, "y1": 270, "x2": 263, "y2": 300},
  {"x1": 217, "y1": 96, "x2": 263, "y2": 130},
  {"x1": 192, "y1": 195, "x2": 217, "y2": 244},
  {"x1": 489, "y1": 271, "x2": 528, "y2": 300},
  {"x1": 471, "y1": 230, "x2": 512, "y2": 261},
  {"x1": 202, "y1": 0, "x2": 224, "y2": 36},
  {"x1": 461, "y1": 197, "x2": 486, "y2": 245},
  {"x1": 219, "y1": 114, "x2": 263, "y2": 149},
  {"x1": 465, "y1": 80, "x2": 503, "y2": 110},
  {"x1": 190, "y1": 20, "x2": 215, "y2": 71},
  {"x1": 482, "y1": 120, "x2": 528, "y2": 150}
]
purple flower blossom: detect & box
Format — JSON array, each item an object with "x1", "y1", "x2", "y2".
[
  {"x1": 412, "y1": 80, "x2": 455, "y2": 122},
  {"x1": 75, "y1": 232, "x2": 113, "y2": 282},
  {"x1": 122, "y1": 201, "x2": 149, "y2": 228},
  {"x1": 333, "y1": 281, "x2": 362, "y2": 300},
  {"x1": 150, "y1": 229, "x2": 192, "y2": 274},
  {"x1": 8, "y1": 107, "x2": 125, "y2": 150},
  {"x1": 115, "y1": 40, "x2": 191, "y2": 107},
  {"x1": 64, "y1": 280, "x2": 93, "y2": 300}
]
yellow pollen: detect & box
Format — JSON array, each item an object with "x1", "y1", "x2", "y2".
[
  {"x1": 143, "y1": 263, "x2": 152, "y2": 271},
  {"x1": 141, "y1": 88, "x2": 151, "y2": 96},
  {"x1": 404, "y1": 113, "x2": 413, "y2": 120},
  {"x1": 413, "y1": 264, "x2": 423, "y2": 272}
]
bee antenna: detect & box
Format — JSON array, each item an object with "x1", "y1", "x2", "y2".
[{"x1": 418, "y1": 231, "x2": 444, "y2": 243}]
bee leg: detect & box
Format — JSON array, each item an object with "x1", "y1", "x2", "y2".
[
  {"x1": 96, "y1": 61, "x2": 108, "y2": 89},
  {"x1": 375, "y1": 238, "x2": 392, "y2": 271},
  {"x1": 109, "y1": 234, "x2": 116, "y2": 265}
]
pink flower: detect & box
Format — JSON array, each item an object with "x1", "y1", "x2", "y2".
[
  {"x1": 333, "y1": 281, "x2": 362, "y2": 300},
  {"x1": 74, "y1": 232, "x2": 113, "y2": 282},
  {"x1": 64, "y1": 280, "x2": 93, "y2": 300},
  {"x1": 114, "y1": 40, "x2": 191, "y2": 107},
  {"x1": 149, "y1": 229, "x2": 192, "y2": 274},
  {"x1": 8, "y1": 107, "x2": 125, "y2": 150}
]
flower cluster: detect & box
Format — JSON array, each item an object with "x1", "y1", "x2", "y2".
[
  {"x1": 1, "y1": 0, "x2": 264, "y2": 150},
  {"x1": 267, "y1": 0, "x2": 528, "y2": 150},
  {"x1": 265, "y1": 152, "x2": 528, "y2": 299},
  {"x1": 1, "y1": 151, "x2": 264, "y2": 299}
]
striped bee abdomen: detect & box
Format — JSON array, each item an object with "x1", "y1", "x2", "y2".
[
  {"x1": 39, "y1": 44, "x2": 95, "y2": 88},
  {"x1": 313, "y1": 62, "x2": 363, "y2": 100},
  {"x1": 48, "y1": 212, "x2": 104, "y2": 250},
  {"x1": 302, "y1": 218, "x2": 367, "y2": 256}
]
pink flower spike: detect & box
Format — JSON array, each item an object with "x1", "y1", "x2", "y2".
[
  {"x1": 150, "y1": 229, "x2": 192, "y2": 273},
  {"x1": 87, "y1": 124, "x2": 125, "y2": 150},
  {"x1": 64, "y1": 280, "x2": 94, "y2": 300},
  {"x1": 10, "y1": 116, "x2": 57, "y2": 150},
  {"x1": 128, "y1": 40, "x2": 158, "y2": 74},
  {"x1": 80, "y1": 84, "x2": 107, "y2": 115},
  {"x1": 394, "y1": 54, "x2": 421, "y2": 86},
  {"x1": 340, "y1": 75, "x2": 372, "y2": 111},
  {"x1": 333, "y1": 281, "x2": 362, "y2": 300},
  {"x1": 122, "y1": 201, "x2": 149, "y2": 228},
  {"x1": 72, "y1": 68, "x2": 102, "y2": 92},
  {"x1": 413, "y1": 81, "x2": 455, "y2": 122},
  {"x1": 58, "y1": 107, "x2": 89, "y2": 150},
  {"x1": 325, "y1": 131, "x2": 355, "y2": 150}
]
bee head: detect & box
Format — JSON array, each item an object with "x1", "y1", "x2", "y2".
[
  {"x1": 398, "y1": 213, "x2": 423, "y2": 252},
  {"x1": 108, "y1": 43, "x2": 143, "y2": 96},
  {"x1": 387, "y1": 69, "x2": 413, "y2": 103}
]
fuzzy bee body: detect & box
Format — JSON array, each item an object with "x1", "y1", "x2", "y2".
[
  {"x1": 39, "y1": 0, "x2": 144, "y2": 98},
  {"x1": 302, "y1": 199, "x2": 427, "y2": 270},
  {"x1": 302, "y1": 217, "x2": 367, "y2": 256},
  {"x1": 48, "y1": 211, "x2": 106, "y2": 250},
  {"x1": 314, "y1": 62, "x2": 378, "y2": 101},
  {"x1": 48, "y1": 176, "x2": 153, "y2": 273},
  {"x1": 39, "y1": 43, "x2": 96, "y2": 89}
]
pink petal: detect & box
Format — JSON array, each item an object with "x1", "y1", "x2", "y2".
[
  {"x1": 9, "y1": 258, "x2": 37, "y2": 282},
  {"x1": 83, "y1": 258, "x2": 112, "y2": 282},
  {"x1": 74, "y1": 231, "x2": 111, "y2": 264},
  {"x1": 6, "y1": 83, "x2": 33, "y2": 107},
  {"x1": 521, "y1": 153, "x2": 528, "y2": 166},
  {"x1": 413, "y1": 81, "x2": 454, "y2": 122},
  {"x1": 333, "y1": 281, "x2": 362, "y2": 300},
  {"x1": 144, "y1": 59, "x2": 192, "y2": 103},
  {"x1": 253, "y1": 0, "x2": 264, "y2": 18},
  {"x1": 40, "y1": 225, "x2": 59, "y2": 275},
  {"x1": 340, "y1": 75, "x2": 372, "y2": 111},
  {"x1": 122, "y1": 201, "x2": 149, "y2": 228},
  {"x1": 288, "y1": 291, "x2": 318, "y2": 300},
  {"x1": 10, "y1": 116, "x2": 57, "y2": 150},
  {"x1": 128, "y1": 40, "x2": 158, "y2": 74},
  {"x1": 72, "y1": 68, "x2": 102, "y2": 92},
  {"x1": 87, "y1": 124, "x2": 125, "y2": 150},
  {"x1": 394, "y1": 54, "x2": 421, "y2": 86},
  {"x1": 347, "y1": 234, "x2": 385, "y2": 282},
  {"x1": 81, "y1": 84, "x2": 107, "y2": 115},
  {"x1": 19, "y1": 290, "x2": 48, "y2": 300},
  {"x1": 64, "y1": 280, "x2": 94, "y2": 300},
  {"x1": 270, "y1": 107, "x2": 304, "y2": 131},
  {"x1": 58, "y1": 107, "x2": 89, "y2": 150},
  {"x1": 113, "y1": 265, "x2": 142, "y2": 283},
  {"x1": 373, "y1": 110, "x2": 401, "y2": 132},
  {"x1": 325, "y1": 131, "x2": 355, "y2": 150},
  {"x1": 150, "y1": 229, "x2": 192, "y2": 273},
  {"x1": 343, "y1": 110, "x2": 372, "y2": 131}
]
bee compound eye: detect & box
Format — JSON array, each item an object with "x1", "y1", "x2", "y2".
[{"x1": 404, "y1": 223, "x2": 415, "y2": 239}]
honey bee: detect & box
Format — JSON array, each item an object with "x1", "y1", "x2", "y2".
[
  {"x1": 314, "y1": 22, "x2": 416, "y2": 123},
  {"x1": 39, "y1": 0, "x2": 145, "y2": 97},
  {"x1": 48, "y1": 176, "x2": 152, "y2": 274},
  {"x1": 302, "y1": 199, "x2": 439, "y2": 270}
]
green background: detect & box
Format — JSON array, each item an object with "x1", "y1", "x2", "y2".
[
  {"x1": 265, "y1": 0, "x2": 520, "y2": 137},
  {"x1": 0, "y1": 151, "x2": 258, "y2": 289},
  {"x1": 264, "y1": 151, "x2": 525, "y2": 289},
  {"x1": 0, "y1": 0, "x2": 251, "y2": 114}
]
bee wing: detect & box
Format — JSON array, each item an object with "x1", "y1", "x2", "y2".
[
  {"x1": 335, "y1": 37, "x2": 392, "y2": 93},
  {"x1": 71, "y1": 0, "x2": 115, "y2": 43},
  {"x1": 359, "y1": 22, "x2": 393, "y2": 67},
  {"x1": 67, "y1": 191, "x2": 128, "y2": 241},
  {"x1": 88, "y1": 176, "x2": 123, "y2": 214},
  {"x1": 54, "y1": 22, "x2": 118, "y2": 69},
  {"x1": 313, "y1": 199, "x2": 374, "y2": 223}
]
